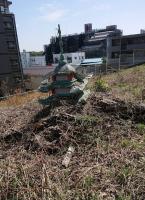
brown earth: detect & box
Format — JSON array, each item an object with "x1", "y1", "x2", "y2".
[{"x1": 0, "y1": 93, "x2": 145, "y2": 200}]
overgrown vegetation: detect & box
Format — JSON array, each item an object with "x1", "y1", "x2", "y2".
[
  {"x1": 88, "y1": 64, "x2": 145, "y2": 102},
  {"x1": 95, "y1": 79, "x2": 109, "y2": 92},
  {"x1": 1, "y1": 64, "x2": 145, "y2": 199},
  {"x1": 30, "y1": 51, "x2": 44, "y2": 56}
]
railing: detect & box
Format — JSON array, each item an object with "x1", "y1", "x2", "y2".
[
  {"x1": 0, "y1": 8, "x2": 10, "y2": 14},
  {"x1": 127, "y1": 44, "x2": 145, "y2": 50}
]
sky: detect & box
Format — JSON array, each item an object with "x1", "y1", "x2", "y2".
[{"x1": 11, "y1": 0, "x2": 145, "y2": 52}]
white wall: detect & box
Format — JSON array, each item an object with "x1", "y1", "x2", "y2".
[
  {"x1": 30, "y1": 56, "x2": 46, "y2": 67},
  {"x1": 21, "y1": 51, "x2": 31, "y2": 68},
  {"x1": 21, "y1": 51, "x2": 46, "y2": 68},
  {"x1": 53, "y1": 52, "x2": 85, "y2": 65}
]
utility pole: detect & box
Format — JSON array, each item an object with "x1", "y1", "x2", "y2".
[
  {"x1": 133, "y1": 50, "x2": 135, "y2": 65},
  {"x1": 119, "y1": 54, "x2": 121, "y2": 71}
]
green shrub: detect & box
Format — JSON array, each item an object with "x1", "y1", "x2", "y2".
[
  {"x1": 136, "y1": 123, "x2": 145, "y2": 134},
  {"x1": 102, "y1": 57, "x2": 106, "y2": 64},
  {"x1": 95, "y1": 79, "x2": 109, "y2": 92}
]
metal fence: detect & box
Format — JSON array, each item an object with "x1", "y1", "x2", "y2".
[{"x1": 107, "y1": 49, "x2": 145, "y2": 72}]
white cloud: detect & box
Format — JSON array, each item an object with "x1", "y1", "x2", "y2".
[
  {"x1": 94, "y1": 3, "x2": 111, "y2": 11},
  {"x1": 38, "y1": 3, "x2": 54, "y2": 12},
  {"x1": 38, "y1": 3, "x2": 68, "y2": 22},
  {"x1": 40, "y1": 9, "x2": 67, "y2": 22},
  {"x1": 79, "y1": 0, "x2": 93, "y2": 2},
  {"x1": 79, "y1": 0, "x2": 111, "y2": 11}
]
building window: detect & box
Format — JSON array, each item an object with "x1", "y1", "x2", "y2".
[
  {"x1": 10, "y1": 59, "x2": 19, "y2": 66},
  {"x1": 112, "y1": 39, "x2": 120, "y2": 46},
  {"x1": 67, "y1": 57, "x2": 72, "y2": 63},
  {"x1": 112, "y1": 52, "x2": 120, "y2": 58},
  {"x1": 74, "y1": 57, "x2": 77, "y2": 60},
  {"x1": 7, "y1": 41, "x2": 16, "y2": 49},
  {"x1": 0, "y1": 6, "x2": 9, "y2": 13},
  {"x1": 4, "y1": 22, "x2": 13, "y2": 29},
  {"x1": 0, "y1": 6, "x2": 5, "y2": 13},
  {"x1": 10, "y1": 59, "x2": 19, "y2": 71}
]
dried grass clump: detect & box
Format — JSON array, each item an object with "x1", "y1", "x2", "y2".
[{"x1": 0, "y1": 91, "x2": 48, "y2": 107}]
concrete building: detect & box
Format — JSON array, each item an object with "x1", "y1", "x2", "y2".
[
  {"x1": 30, "y1": 55, "x2": 46, "y2": 67},
  {"x1": 53, "y1": 52, "x2": 85, "y2": 65},
  {"x1": 0, "y1": 0, "x2": 23, "y2": 95},
  {"x1": 82, "y1": 25, "x2": 122, "y2": 59},
  {"x1": 21, "y1": 51, "x2": 46, "y2": 68},
  {"x1": 45, "y1": 23, "x2": 145, "y2": 70},
  {"x1": 85, "y1": 23, "x2": 93, "y2": 34},
  {"x1": 44, "y1": 24, "x2": 122, "y2": 65},
  {"x1": 21, "y1": 50, "x2": 31, "y2": 68},
  {"x1": 107, "y1": 33, "x2": 145, "y2": 68}
]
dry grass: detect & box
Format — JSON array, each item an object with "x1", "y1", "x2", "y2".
[
  {"x1": 0, "y1": 91, "x2": 49, "y2": 107},
  {"x1": 0, "y1": 94, "x2": 145, "y2": 200},
  {"x1": 1, "y1": 65, "x2": 145, "y2": 199},
  {"x1": 88, "y1": 64, "x2": 145, "y2": 103}
]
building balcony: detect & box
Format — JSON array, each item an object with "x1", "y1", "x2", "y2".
[{"x1": 127, "y1": 44, "x2": 145, "y2": 50}]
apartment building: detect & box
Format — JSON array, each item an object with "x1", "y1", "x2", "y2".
[
  {"x1": 107, "y1": 32, "x2": 145, "y2": 67},
  {"x1": 0, "y1": 0, "x2": 23, "y2": 95}
]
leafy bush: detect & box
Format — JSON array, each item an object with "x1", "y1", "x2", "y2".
[
  {"x1": 102, "y1": 57, "x2": 106, "y2": 64},
  {"x1": 95, "y1": 79, "x2": 109, "y2": 92},
  {"x1": 136, "y1": 123, "x2": 145, "y2": 134}
]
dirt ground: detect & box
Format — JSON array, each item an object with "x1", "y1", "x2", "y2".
[{"x1": 0, "y1": 93, "x2": 145, "y2": 200}]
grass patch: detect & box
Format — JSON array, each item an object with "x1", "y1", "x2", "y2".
[
  {"x1": 136, "y1": 123, "x2": 145, "y2": 134},
  {"x1": 78, "y1": 115, "x2": 98, "y2": 122},
  {"x1": 0, "y1": 91, "x2": 48, "y2": 107},
  {"x1": 95, "y1": 79, "x2": 109, "y2": 92},
  {"x1": 89, "y1": 64, "x2": 145, "y2": 102},
  {"x1": 121, "y1": 138, "x2": 144, "y2": 150}
]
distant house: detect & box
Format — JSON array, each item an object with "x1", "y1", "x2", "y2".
[
  {"x1": 23, "y1": 66, "x2": 54, "y2": 90},
  {"x1": 30, "y1": 56, "x2": 46, "y2": 67},
  {"x1": 53, "y1": 52, "x2": 85, "y2": 65},
  {"x1": 21, "y1": 50, "x2": 46, "y2": 68}
]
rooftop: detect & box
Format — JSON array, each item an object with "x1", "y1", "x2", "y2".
[
  {"x1": 23, "y1": 67, "x2": 54, "y2": 76},
  {"x1": 81, "y1": 58, "x2": 103, "y2": 66}
]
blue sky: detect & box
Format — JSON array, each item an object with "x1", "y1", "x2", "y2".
[{"x1": 11, "y1": 0, "x2": 145, "y2": 51}]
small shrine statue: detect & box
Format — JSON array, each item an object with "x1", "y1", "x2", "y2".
[{"x1": 39, "y1": 24, "x2": 85, "y2": 105}]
